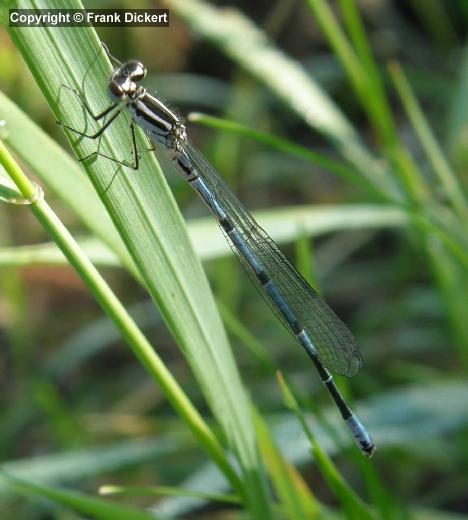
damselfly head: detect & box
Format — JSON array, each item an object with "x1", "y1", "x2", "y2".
[
  {"x1": 109, "y1": 60, "x2": 147, "y2": 101},
  {"x1": 121, "y1": 60, "x2": 147, "y2": 81}
]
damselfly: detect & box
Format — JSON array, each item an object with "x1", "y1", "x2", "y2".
[{"x1": 58, "y1": 51, "x2": 375, "y2": 457}]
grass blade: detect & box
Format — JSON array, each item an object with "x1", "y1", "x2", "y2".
[
  {"x1": 0, "y1": 203, "x2": 409, "y2": 267},
  {"x1": 0, "y1": 138, "x2": 241, "y2": 492},
  {"x1": 165, "y1": 0, "x2": 400, "y2": 200},
  {"x1": 0, "y1": 91, "x2": 138, "y2": 275},
  {"x1": 277, "y1": 373, "x2": 374, "y2": 520},
  {"x1": 7, "y1": 1, "x2": 273, "y2": 514},
  {"x1": 0, "y1": 474, "x2": 163, "y2": 520},
  {"x1": 99, "y1": 484, "x2": 241, "y2": 505},
  {"x1": 252, "y1": 408, "x2": 320, "y2": 520},
  {"x1": 389, "y1": 61, "x2": 467, "y2": 219}
]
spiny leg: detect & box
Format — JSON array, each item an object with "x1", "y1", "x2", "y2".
[
  {"x1": 100, "y1": 123, "x2": 155, "y2": 194},
  {"x1": 84, "y1": 123, "x2": 154, "y2": 171},
  {"x1": 57, "y1": 84, "x2": 118, "y2": 126},
  {"x1": 57, "y1": 99, "x2": 122, "y2": 140},
  {"x1": 58, "y1": 106, "x2": 126, "y2": 166},
  {"x1": 57, "y1": 89, "x2": 154, "y2": 174}
]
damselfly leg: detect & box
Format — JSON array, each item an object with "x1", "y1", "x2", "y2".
[{"x1": 57, "y1": 85, "x2": 154, "y2": 170}]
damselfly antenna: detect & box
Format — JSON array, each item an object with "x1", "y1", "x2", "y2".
[{"x1": 101, "y1": 41, "x2": 122, "y2": 69}]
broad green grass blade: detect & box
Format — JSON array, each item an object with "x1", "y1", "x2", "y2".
[
  {"x1": 0, "y1": 138, "x2": 240, "y2": 494},
  {"x1": 0, "y1": 474, "x2": 164, "y2": 520},
  {"x1": 165, "y1": 0, "x2": 401, "y2": 201},
  {"x1": 7, "y1": 1, "x2": 272, "y2": 515}
]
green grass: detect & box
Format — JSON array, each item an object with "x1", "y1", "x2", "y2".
[
  {"x1": 2, "y1": 1, "x2": 276, "y2": 518},
  {"x1": 0, "y1": 0, "x2": 467, "y2": 518}
]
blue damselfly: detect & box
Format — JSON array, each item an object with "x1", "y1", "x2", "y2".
[{"x1": 58, "y1": 52, "x2": 375, "y2": 457}]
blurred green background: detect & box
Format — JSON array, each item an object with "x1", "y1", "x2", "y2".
[{"x1": 0, "y1": 0, "x2": 467, "y2": 518}]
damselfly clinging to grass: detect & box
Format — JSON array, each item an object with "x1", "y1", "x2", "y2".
[{"x1": 58, "y1": 49, "x2": 375, "y2": 457}]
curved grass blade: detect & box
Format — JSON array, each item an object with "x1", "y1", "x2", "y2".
[
  {"x1": 165, "y1": 0, "x2": 401, "y2": 201},
  {"x1": 277, "y1": 373, "x2": 374, "y2": 520},
  {"x1": 0, "y1": 138, "x2": 241, "y2": 496},
  {"x1": 6, "y1": 1, "x2": 272, "y2": 515},
  {"x1": 0, "y1": 90, "x2": 138, "y2": 276},
  {"x1": 188, "y1": 112, "x2": 370, "y2": 192},
  {"x1": 0, "y1": 474, "x2": 164, "y2": 520}
]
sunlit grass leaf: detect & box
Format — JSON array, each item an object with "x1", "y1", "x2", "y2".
[
  {"x1": 7, "y1": 0, "x2": 272, "y2": 514},
  {"x1": 99, "y1": 484, "x2": 241, "y2": 505}
]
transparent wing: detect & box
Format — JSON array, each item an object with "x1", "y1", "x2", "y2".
[{"x1": 182, "y1": 140, "x2": 362, "y2": 377}]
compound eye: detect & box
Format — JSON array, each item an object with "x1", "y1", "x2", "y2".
[
  {"x1": 108, "y1": 80, "x2": 125, "y2": 100},
  {"x1": 125, "y1": 60, "x2": 146, "y2": 81}
]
